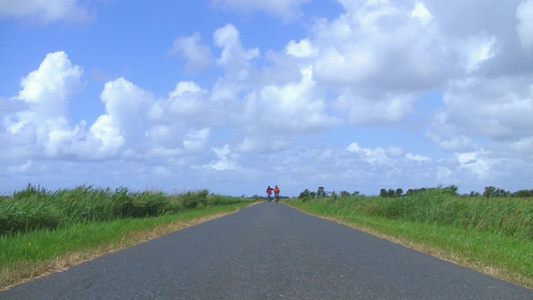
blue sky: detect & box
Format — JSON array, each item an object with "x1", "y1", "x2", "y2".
[{"x1": 1, "y1": 0, "x2": 533, "y2": 197}]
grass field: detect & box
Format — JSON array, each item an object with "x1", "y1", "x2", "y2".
[
  {"x1": 0, "y1": 185, "x2": 255, "y2": 290},
  {"x1": 287, "y1": 189, "x2": 533, "y2": 289}
]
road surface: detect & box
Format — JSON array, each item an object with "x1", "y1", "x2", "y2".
[{"x1": 2, "y1": 202, "x2": 532, "y2": 299}]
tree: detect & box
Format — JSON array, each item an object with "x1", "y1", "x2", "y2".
[
  {"x1": 298, "y1": 189, "x2": 310, "y2": 199},
  {"x1": 442, "y1": 185, "x2": 458, "y2": 196},
  {"x1": 513, "y1": 190, "x2": 533, "y2": 197},
  {"x1": 317, "y1": 186, "x2": 326, "y2": 198},
  {"x1": 395, "y1": 188, "x2": 403, "y2": 197},
  {"x1": 469, "y1": 191, "x2": 480, "y2": 197},
  {"x1": 483, "y1": 186, "x2": 496, "y2": 197},
  {"x1": 483, "y1": 186, "x2": 509, "y2": 197},
  {"x1": 340, "y1": 191, "x2": 350, "y2": 197},
  {"x1": 380, "y1": 188, "x2": 387, "y2": 197}
]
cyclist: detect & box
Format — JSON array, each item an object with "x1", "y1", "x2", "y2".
[
  {"x1": 274, "y1": 185, "x2": 280, "y2": 203},
  {"x1": 266, "y1": 186, "x2": 274, "y2": 202}
]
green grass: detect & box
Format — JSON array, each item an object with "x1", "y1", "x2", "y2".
[
  {"x1": 0, "y1": 185, "x2": 246, "y2": 236},
  {"x1": 287, "y1": 191, "x2": 533, "y2": 289},
  {"x1": 0, "y1": 185, "x2": 255, "y2": 290}
]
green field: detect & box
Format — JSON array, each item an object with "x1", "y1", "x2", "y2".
[
  {"x1": 287, "y1": 188, "x2": 533, "y2": 289},
  {"x1": 0, "y1": 185, "x2": 255, "y2": 290}
]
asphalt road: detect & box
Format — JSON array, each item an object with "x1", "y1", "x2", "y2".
[{"x1": 2, "y1": 202, "x2": 532, "y2": 299}]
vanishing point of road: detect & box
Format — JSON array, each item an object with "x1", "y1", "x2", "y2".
[{"x1": 2, "y1": 202, "x2": 532, "y2": 299}]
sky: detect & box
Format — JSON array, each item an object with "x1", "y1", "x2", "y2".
[{"x1": 1, "y1": 0, "x2": 533, "y2": 197}]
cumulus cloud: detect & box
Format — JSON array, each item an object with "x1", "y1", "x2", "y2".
[
  {"x1": 516, "y1": 0, "x2": 533, "y2": 52},
  {"x1": 240, "y1": 65, "x2": 338, "y2": 138},
  {"x1": 148, "y1": 80, "x2": 225, "y2": 129},
  {"x1": 309, "y1": 0, "x2": 458, "y2": 91},
  {"x1": 286, "y1": 39, "x2": 317, "y2": 58},
  {"x1": 346, "y1": 142, "x2": 430, "y2": 166},
  {"x1": 458, "y1": 35, "x2": 497, "y2": 72},
  {"x1": 334, "y1": 92, "x2": 415, "y2": 125},
  {"x1": 169, "y1": 32, "x2": 213, "y2": 74},
  {"x1": 1, "y1": 52, "x2": 218, "y2": 161},
  {"x1": 203, "y1": 144, "x2": 238, "y2": 171},
  {"x1": 183, "y1": 128, "x2": 210, "y2": 152},
  {"x1": 0, "y1": 0, "x2": 91, "y2": 23},
  {"x1": 3, "y1": 51, "x2": 84, "y2": 158},
  {"x1": 455, "y1": 150, "x2": 498, "y2": 180},
  {"x1": 429, "y1": 76, "x2": 533, "y2": 152},
  {"x1": 410, "y1": 2, "x2": 433, "y2": 25},
  {"x1": 214, "y1": 23, "x2": 259, "y2": 80}
]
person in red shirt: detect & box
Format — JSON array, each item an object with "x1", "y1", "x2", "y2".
[
  {"x1": 266, "y1": 186, "x2": 274, "y2": 202},
  {"x1": 274, "y1": 185, "x2": 280, "y2": 203}
]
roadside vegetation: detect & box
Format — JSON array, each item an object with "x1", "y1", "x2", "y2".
[
  {"x1": 288, "y1": 185, "x2": 533, "y2": 289},
  {"x1": 0, "y1": 184, "x2": 255, "y2": 290}
]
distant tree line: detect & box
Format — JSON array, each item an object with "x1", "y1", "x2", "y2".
[
  {"x1": 478, "y1": 186, "x2": 533, "y2": 198},
  {"x1": 380, "y1": 185, "x2": 458, "y2": 197},
  {"x1": 298, "y1": 186, "x2": 360, "y2": 201},
  {"x1": 297, "y1": 185, "x2": 533, "y2": 199}
]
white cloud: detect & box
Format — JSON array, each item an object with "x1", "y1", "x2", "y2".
[
  {"x1": 311, "y1": 0, "x2": 451, "y2": 89},
  {"x1": 410, "y1": 2, "x2": 433, "y2": 25},
  {"x1": 183, "y1": 128, "x2": 210, "y2": 152},
  {"x1": 456, "y1": 150, "x2": 496, "y2": 180},
  {"x1": 146, "y1": 125, "x2": 178, "y2": 148},
  {"x1": 168, "y1": 81, "x2": 203, "y2": 98},
  {"x1": 347, "y1": 142, "x2": 388, "y2": 166},
  {"x1": 169, "y1": 32, "x2": 213, "y2": 74},
  {"x1": 346, "y1": 142, "x2": 430, "y2": 167},
  {"x1": 516, "y1": 0, "x2": 533, "y2": 53},
  {"x1": 334, "y1": 92, "x2": 415, "y2": 125},
  {"x1": 3, "y1": 51, "x2": 84, "y2": 158},
  {"x1": 202, "y1": 144, "x2": 238, "y2": 171},
  {"x1": 240, "y1": 65, "x2": 338, "y2": 137},
  {"x1": 88, "y1": 114, "x2": 125, "y2": 157},
  {"x1": 314, "y1": 47, "x2": 378, "y2": 84},
  {"x1": 430, "y1": 76, "x2": 533, "y2": 147},
  {"x1": 459, "y1": 35, "x2": 497, "y2": 72},
  {"x1": 236, "y1": 137, "x2": 289, "y2": 153},
  {"x1": 149, "y1": 80, "x2": 222, "y2": 128},
  {"x1": 509, "y1": 137, "x2": 533, "y2": 154},
  {"x1": 436, "y1": 166, "x2": 452, "y2": 181},
  {"x1": 13, "y1": 51, "x2": 83, "y2": 120},
  {"x1": 0, "y1": 0, "x2": 91, "y2": 23},
  {"x1": 286, "y1": 39, "x2": 317, "y2": 58},
  {"x1": 214, "y1": 23, "x2": 259, "y2": 79},
  {"x1": 96, "y1": 78, "x2": 154, "y2": 142},
  {"x1": 6, "y1": 160, "x2": 32, "y2": 173}
]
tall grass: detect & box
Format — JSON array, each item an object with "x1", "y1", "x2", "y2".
[
  {"x1": 299, "y1": 188, "x2": 532, "y2": 240},
  {"x1": 0, "y1": 184, "x2": 248, "y2": 236}
]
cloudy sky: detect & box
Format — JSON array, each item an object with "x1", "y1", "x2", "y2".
[{"x1": 1, "y1": 0, "x2": 533, "y2": 196}]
